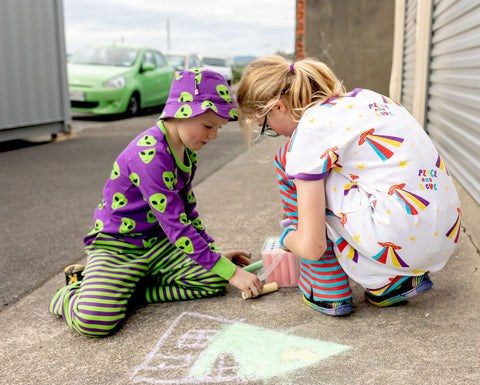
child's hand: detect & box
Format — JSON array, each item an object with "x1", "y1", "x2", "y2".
[
  {"x1": 222, "y1": 250, "x2": 252, "y2": 268},
  {"x1": 228, "y1": 267, "x2": 263, "y2": 299}
]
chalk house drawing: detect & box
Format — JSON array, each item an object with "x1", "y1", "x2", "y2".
[{"x1": 131, "y1": 312, "x2": 351, "y2": 384}]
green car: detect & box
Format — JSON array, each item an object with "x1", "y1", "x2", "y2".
[{"x1": 68, "y1": 45, "x2": 175, "y2": 116}]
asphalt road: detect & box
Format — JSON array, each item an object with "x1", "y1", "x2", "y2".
[{"x1": 0, "y1": 110, "x2": 247, "y2": 312}]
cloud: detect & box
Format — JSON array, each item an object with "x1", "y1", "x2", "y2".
[{"x1": 63, "y1": 0, "x2": 295, "y2": 57}]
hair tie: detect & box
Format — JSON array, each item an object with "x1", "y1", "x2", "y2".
[{"x1": 289, "y1": 63, "x2": 295, "y2": 74}]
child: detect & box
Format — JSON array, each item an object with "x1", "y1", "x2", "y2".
[
  {"x1": 50, "y1": 69, "x2": 263, "y2": 336},
  {"x1": 236, "y1": 56, "x2": 461, "y2": 316}
]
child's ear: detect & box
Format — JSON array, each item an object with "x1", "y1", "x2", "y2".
[{"x1": 275, "y1": 100, "x2": 289, "y2": 113}]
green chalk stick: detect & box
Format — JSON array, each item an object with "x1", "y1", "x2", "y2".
[{"x1": 242, "y1": 260, "x2": 263, "y2": 273}]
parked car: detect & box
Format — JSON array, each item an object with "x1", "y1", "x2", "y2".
[
  {"x1": 68, "y1": 45, "x2": 175, "y2": 116},
  {"x1": 165, "y1": 52, "x2": 203, "y2": 73},
  {"x1": 200, "y1": 55, "x2": 233, "y2": 85}
]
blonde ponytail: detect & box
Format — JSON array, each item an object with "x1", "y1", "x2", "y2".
[{"x1": 237, "y1": 55, "x2": 345, "y2": 147}]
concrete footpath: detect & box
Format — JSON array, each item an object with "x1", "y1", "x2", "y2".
[{"x1": 1, "y1": 119, "x2": 479, "y2": 385}]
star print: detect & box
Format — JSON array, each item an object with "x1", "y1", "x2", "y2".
[
  {"x1": 357, "y1": 163, "x2": 365, "y2": 169},
  {"x1": 347, "y1": 104, "x2": 354, "y2": 110},
  {"x1": 309, "y1": 118, "x2": 315, "y2": 124},
  {"x1": 399, "y1": 160, "x2": 408, "y2": 168},
  {"x1": 410, "y1": 237, "x2": 415, "y2": 241},
  {"x1": 353, "y1": 234, "x2": 361, "y2": 243},
  {"x1": 346, "y1": 126, "x2": 352, "y2": 131}
]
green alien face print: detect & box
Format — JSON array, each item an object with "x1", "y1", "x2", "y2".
[
  {"x1": 175, "y1": 105, "x2": 193, "y2": 118},
  {"x1": 178, "y1": 92, "x2": 193, "y2": 103},
  {"x1": 119, "y1": 217, "x2": 136, "y2": 233},
  {"x1": 87, "y1": 219, "x2": 104, "y2": 235},
  {"x1": 129, "y1": 172, "x2": 140, "y2": 187},
  {"x1": 98, "y1": 199, "x2": 106, "y2": 210},
  {"x1": 112, "y1": 192, "x2": 128, "y2": 210},
  {"x1": 209, "y1": 243, "x2": 221, "y2": 253},
  {"x1": 175, "y1": 236, "x2": 194, "y2": 254},
  {"x1": 179, "y1": 213, "x2": 190, "y2": 225},
  {"x1": 187, "y1": 190, "x2": 195, "y2": 203},
  {"x1": 163, "y1": 171, "x2": 175, "y2": 191},
  {"x1": 201, "y1": 100, "x2": 218, "y2": 113},
  {"x1": 139, "y1": 149, "x2": 156, "y2": 164},
  {"x1": 191, "y1": 218, "x2": 204, "y2": 230},
  {"x1": 216, "y1": 84, "x2": 231, "y2": 103},
  {"x1": 146, "y1": 209, "x2": 157, "y2": 223},
  {"x1": 229, "y1": 108, "x2": 238, "y2": 120},
  {"x1": 137, "y1": 135, "x2": 157, "y2": 146},
  {"x1": 111, "y1": 161, "x2": 120, "y2": 180},
  {"x1": 142, "y1": 237, "x2": 157, "y2": 248},
  {"x1": 149, "y1": 193, "x2": 167, "y2": 213}
]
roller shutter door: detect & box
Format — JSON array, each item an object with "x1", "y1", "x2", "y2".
[
  {"x1": 426, "y1": 0, "x2": 480, "y2": 203},
  {"x1": 400, "y1": 0, "x2": 418, "y2": 112}
]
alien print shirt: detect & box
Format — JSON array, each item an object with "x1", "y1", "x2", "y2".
[
  {"x1": 285, "y1": 89, "x2": 461, "y2": 292},
  {"x1": 84, "y1": 121, "x2": 222, "y2": 271}
]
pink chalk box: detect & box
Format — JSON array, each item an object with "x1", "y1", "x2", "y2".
[{"x1": 261, "y1": 236, "x2": 300, "y2": 287}]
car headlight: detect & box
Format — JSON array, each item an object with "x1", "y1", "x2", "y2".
[{"x1": 104, "y1": 76, "x2": 126, "y2": 88}]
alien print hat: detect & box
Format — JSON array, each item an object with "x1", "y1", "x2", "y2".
[{"x1": 160, "y1": 68, "x2": 238, "y2": 121}]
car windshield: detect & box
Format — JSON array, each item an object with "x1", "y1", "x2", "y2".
[
  {"x1": 69, "y1": 47, "x2": 139, "y2": 66},
  {"x1": 166, "y1": 54, "x2": 186, "y2": 70},
  {"x1": 203, "y1": 57, "x2": 227, "y2": 66}
]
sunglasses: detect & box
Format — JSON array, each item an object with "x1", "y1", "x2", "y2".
[{"x1": 260, "y1": 115, "x2": 279, "y2": 137}]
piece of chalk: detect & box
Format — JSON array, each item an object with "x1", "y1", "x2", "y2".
[
  {"x1": 242, "y1": 260, "x2": 263, "y2": 273},
  {"x1": 242, "y1": 282, "x2": 278, "y2": 300}
]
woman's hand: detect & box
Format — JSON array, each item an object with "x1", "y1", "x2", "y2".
[
  {"x1": 222, "y1": 250, "x2": 252, "y2": 268},
  {"x1": 228, "y1": 267, "x2": 263, "y2": 299}
]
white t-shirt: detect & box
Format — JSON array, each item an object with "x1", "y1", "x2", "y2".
[{"x1": 285, "y1": 89, "x2": 461, "y2": 291}]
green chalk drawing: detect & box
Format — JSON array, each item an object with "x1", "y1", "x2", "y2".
[
  {"x1": 131, "y1": 312, "x2": 351, "y2": 384},
  {"x1": 190, "y1": 322, "x2": 351, "y2": 381}
]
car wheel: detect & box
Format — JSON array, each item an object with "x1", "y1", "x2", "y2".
[{"x1": 126, "y1": 93, "x2": 140, "y2": 117}]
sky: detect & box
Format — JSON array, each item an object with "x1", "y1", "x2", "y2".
[{"x1": 63, "y1": 0, "x2": 296, "y2": 59}]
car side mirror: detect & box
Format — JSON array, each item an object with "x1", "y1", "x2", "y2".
[{"x1": 141, "y1": 62, "x2": 155, "y2": 72}]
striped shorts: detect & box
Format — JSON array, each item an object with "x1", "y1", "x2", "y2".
[
  {"x1": 49, "y1": 234, "x2": 227, "y2": 337},
  {"x1": 275, "y1": 143, "x2": 353, "y2": 302}
]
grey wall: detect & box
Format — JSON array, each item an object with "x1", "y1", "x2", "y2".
[
  {"x1": 304, "y1": 0, "x2": 395, "y2": 95},
  {"x1": 0, "y1": 0, "x2": 71, "y2": 141}
]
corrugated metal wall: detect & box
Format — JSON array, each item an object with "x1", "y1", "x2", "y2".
[
  {"x1": 426, "y1": 0, "x2": 480, "y2": 204},
  {"x1": 400, "y1": 0, "x2": 418, "y2": 112},
  {"x1": 0, "y1": 0, "x2": 71, "y2": 141}
]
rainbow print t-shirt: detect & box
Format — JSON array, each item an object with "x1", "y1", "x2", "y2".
[{"x1": 285, "y1": 89, "x2": 461, "y2": 292}]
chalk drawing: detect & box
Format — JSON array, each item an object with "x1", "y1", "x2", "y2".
[{"x1": 131, "y1": 312, "x2": 351, "y2": 384}]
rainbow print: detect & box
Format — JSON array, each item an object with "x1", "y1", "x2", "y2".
[
  {"x1": 322, "y1": 97, "x2": 343, "y2": 108},
  {"x1": 373, "y1": 241, "x2": 409, "y2": 268},
  {"x1": 358, "y1": 128, "x2": 404, "y2": 161},
  {"x1": 320, "y1": 147, "x2": 339, "y2": 174},
  {"x1": 344, "y1": 182, "x2": 358, "y2": 196},
  {"x1": 336, "y1": 238, "x2": 358, "y2": 263},
  {"x1": 381, "y1": 95, "x2": 402, "y2": 106},
  {"x1": 388, "y1": 183, "x2": 430, "y2": 215},
  {"x1": 436, "y1": 155, "x2": 450, "y2": 175},
  {"x1": 326, "y1": 209, "x2": 348, "y2": 226},
  {"x1": 446, "y1": 207, "x2": 462, "y2": 243}
]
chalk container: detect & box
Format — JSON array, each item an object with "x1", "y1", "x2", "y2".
[{"x1": 261, "y1": 236, "x2": 299, "y2": 287}]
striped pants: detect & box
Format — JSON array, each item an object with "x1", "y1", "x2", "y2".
[
  {"x1": 275, "y1": 144, "x2": 353, "y2": 302},
  {"x1": 49, "y1": 234, "x2": 227, "y2": 337}
]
